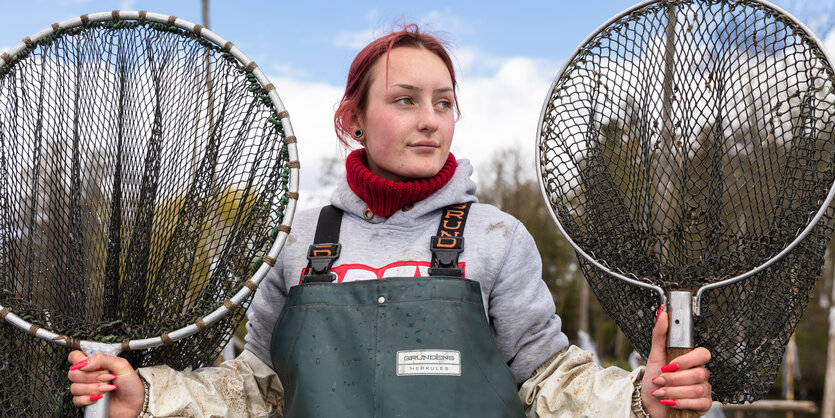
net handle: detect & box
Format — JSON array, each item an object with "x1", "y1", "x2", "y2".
[
  {"x1": 0, "y1": 10, "x2": 300, "y2": 353},
  {"x1": 77, "y1": 342, "x2": 122, "y2": 418},
  {"x1": 83, "y1": 393, "x2": 109, "y2": 418},
  {"x1": 535, "y1": 0, "x2": 835, "y2": 316},
  {"x1": 666, "y1": 348, "x2": 698, "y2": 417},
  {"x1": 665, "y1": 291, "x2": 699, "y2": 416}
]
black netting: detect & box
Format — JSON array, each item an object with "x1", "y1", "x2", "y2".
[
  {"x1": 538, "y1": 0, "x2": 835, "y2": 404},
  {"x1": 0, "y1": 19, "x2": 293, "y2": 416}
]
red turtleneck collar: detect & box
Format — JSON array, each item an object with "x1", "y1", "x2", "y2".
[{"x1": 345, "y1": 149, "x2": 457, "y2": 217}]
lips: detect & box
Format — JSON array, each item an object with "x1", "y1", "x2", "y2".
[{"x1": 408, "y1": 141, "x2": 440, "y2": 151}]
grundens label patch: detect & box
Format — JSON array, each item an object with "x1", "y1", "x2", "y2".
[{"x1": 396, "y1": 350, "x2": 461, "y2": 376}]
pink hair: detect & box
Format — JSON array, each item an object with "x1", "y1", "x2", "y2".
[{"x1": 333, "y1": 24, "x2": 460, "y2": 146}]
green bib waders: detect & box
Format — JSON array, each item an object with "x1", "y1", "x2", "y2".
[{"x1": 270, "y1": 205, "x2": 526, "y2": 417}]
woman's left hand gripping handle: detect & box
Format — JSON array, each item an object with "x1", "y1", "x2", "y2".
[
  {"x1": 640, "y1": 305, "x2": 713, "y2": 418},
  {"x1": 68, "y1": 350, "x2": 146, "y2": 417}
]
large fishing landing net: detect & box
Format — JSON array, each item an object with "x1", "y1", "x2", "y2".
[
  {"x1": 537, "y1": 0, "x2": 835, "y2": 405},
  {"x1": 0, "y1": 11, "x2": 299, "y2": 417}
]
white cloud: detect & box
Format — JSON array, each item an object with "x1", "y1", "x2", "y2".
[
  {"x1": 266, "y1": 75, "x2": 346, "y2": 209},
  {"x1": 415, "y1": 11, "x2": 471, "y2": 38},
  {"x1": 334, "y1": 11, "x2": 468, "y2": 52},
  {"x1": 120, "y1": 0, "x2": 136, "y2": 10},
  {"x1": 450, "y1": 45, "x2": 505, "y2": 76},
  {"x1": 365, "y1": 9, "x2": 380, "y2": 23},
  {"x1": 334, "y1": 29, "x2": 376, "y2": 50},
  {"x1": 454, "y1": 54, "x2": 560, "y2": 184},
  {"x1": 54, "y1": 0, "x2": 93, "y2": 8},
  {"x1": 824, "y1": 28, "x2": 835, "y2": 58},
  {"x1": 270, "y1": 63, "x2": 309, "y2": 80}
]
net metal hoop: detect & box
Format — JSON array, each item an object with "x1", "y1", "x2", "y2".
[
  {"x1": 0, "y1": 10, "x2": 299, "y2": 355},
  {"x1": 535, "y1": 0, "x2": 835, "y2": 315}
]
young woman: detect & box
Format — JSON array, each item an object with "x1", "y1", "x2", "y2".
[{"x1": 67, "y1": 25, "x2": 712, "y2": 417}]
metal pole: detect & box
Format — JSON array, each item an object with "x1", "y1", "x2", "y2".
[
  {"x1": 823, "y1": 263, "x2": 835, "y2": 417},
  {"x1": 202, "y1": 0, "x2": 209, "y2": 28},
  {"x1": 785, "y1": 333, "x2": 796, "y2": 418}
]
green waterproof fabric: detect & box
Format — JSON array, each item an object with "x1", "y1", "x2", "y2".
[{"x1": 270, "y1": 276, "x2": 526, "y2": 418}]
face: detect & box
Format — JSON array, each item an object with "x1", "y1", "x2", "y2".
[{"x1": 353, "y1": 46, "x2": 455, "y2": 181}]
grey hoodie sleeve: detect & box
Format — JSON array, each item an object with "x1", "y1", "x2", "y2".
[
  {"x1": 243, "y1": 255, "x2": 289, "y2": 370},
  {"x1": 487, "y1": 219, "x2": 570, "y2": 383}
]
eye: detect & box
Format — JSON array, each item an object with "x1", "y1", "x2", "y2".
[
  {"x1": 437, "y1": 100, "x2": 452, "y2": 109},
  {"x1": 395, "y1": 97, "x2": 413, "y2": 105}
]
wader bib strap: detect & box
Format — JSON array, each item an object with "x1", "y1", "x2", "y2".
[
  {"x1": 301, "y1": 205, "x2": 343, "y2": 283},
  {"x1": 272, "y1": 202, "x2": 526, "y2": 417},
  {"x1": 429, "y1": 203, "x2": 471, "y2": 277}
]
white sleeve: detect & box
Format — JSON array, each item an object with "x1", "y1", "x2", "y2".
[
  {"x1": 519, "y1": 345, "x2": 649, "y2": 418},
  {"x1": 138, "y1": 349, "x2": 284, "y2": 418}
]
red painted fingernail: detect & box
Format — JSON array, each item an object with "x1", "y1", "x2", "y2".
[
  {"x1": 661, "y1": 363, "x2": 679, "y2": 372},
  {"x1": 99, "y1": 384, "x2": 117, "y2": 392},
  {"x1": 660, "y1": 399, "x2": 677, "y2": 406},
  {"x1": 650, "y1": 389, "x2": 659, "y2": 397},
  {"x1": 69, "y1": 360, "x2": 88, "y2": 371},
  {"x1": 656, "y1": 304, "x2": 665, "y2": 321},
  {"x1": 102, "y1": 373, "x2": 117, "y2": 381},
  {"x1": 90, "y1": 394, "x2": 103, "y2": 402}
]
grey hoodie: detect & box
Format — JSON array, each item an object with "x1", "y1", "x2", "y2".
[{"x1": 245, "y1": 159, "x2": 570, "y2": 383}]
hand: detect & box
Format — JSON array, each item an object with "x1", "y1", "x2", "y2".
[
  {"x1": 640, "y1": 305, "x2": 712, "y2": 417},
  {"x1": 67, "y1": 350, "x2": 145, "y2": 417}
]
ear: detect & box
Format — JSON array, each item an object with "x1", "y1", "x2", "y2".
[
  {"x1": 349, "y1": 110, "x2": 364, "y2": 132},
  {"x1": 348, "y1": 110, "x2": 367, "y2": 145}
]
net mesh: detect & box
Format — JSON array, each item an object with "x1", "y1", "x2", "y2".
[
  {"x1": 0, "y1": 19, "x2": 293, "y2": 416},
  {"x1": 538, "y1": 0, "x2": 835, "y2": 404}
]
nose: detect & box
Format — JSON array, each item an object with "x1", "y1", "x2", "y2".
[{"x1": 416, "y1": 103, "x2": 439, "y2": 133}]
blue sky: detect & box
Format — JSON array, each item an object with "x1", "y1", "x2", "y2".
[
  {"x1": 0, "y1": 1, "x2": 646, "y2": 84},
  {"x1": 1, "y1": 1, "x2": 825, "y2": 84},
  {"x1": 1, "y1": 0, "x2": 832, "y2": 207}
]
